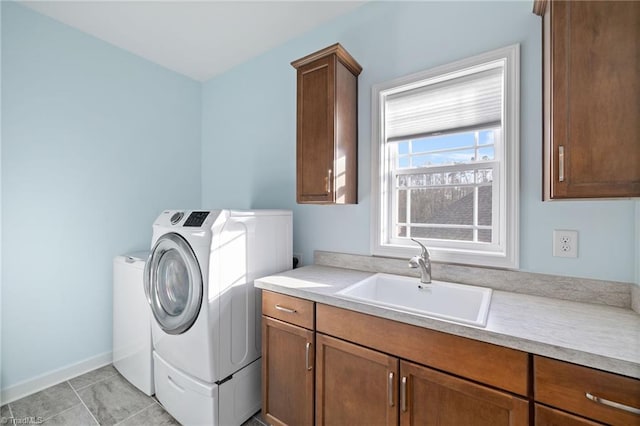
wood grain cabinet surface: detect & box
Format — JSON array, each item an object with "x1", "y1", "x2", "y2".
[
  {"x1": 536, "y1": 0, "x2": 640, "y2": 199},
  {"x1": 316, "y1": 333, "x2": 399, "y2": 426},
  {"x1": 314, "y1": 333, "x2": 530, "y2": 426},
  {"x1": 262, "y1": 293, "x2": 315, "y2": 426},
  {"x1": 534, "y1": 355, "x2": 640, "y2": 425},
  {"x1": 262, "y1": 290, "x2": 315, "y2": 330},
  {"x1": 400, "y1": 360, "x2": 529, "y2": 426},
  {"x1": 291, "y1": 43, "x2": 362, "y2": 204},
  {"x1": 316, "y1": 303, "x2": 529, "y2": 397},
  {"x1": 313, "y1": 304, "x2": 529, "y2": 426},
  {"x1": 534, "y1": 404, "x2": 601, "y2": 426}
]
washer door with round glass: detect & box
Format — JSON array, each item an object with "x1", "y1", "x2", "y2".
[{"x1": 144, "y1": 233, "x2": 203, "y2": 335}]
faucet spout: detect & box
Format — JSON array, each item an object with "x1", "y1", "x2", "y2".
[{"x1": 408, "y1": 238, "x2": 431, "y2": 284}]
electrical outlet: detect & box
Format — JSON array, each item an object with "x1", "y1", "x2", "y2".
[{"x1": 553, "y1": 230, "x2": 578, "y2": 258}]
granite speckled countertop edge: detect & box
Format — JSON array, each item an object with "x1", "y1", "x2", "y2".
[{"x1": 255, "y1": 265, "x2": 640, "y2": 379}]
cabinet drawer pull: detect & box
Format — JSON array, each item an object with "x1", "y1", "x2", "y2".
[
  {"x1": 325, "y1": 169, "x2": 332, "y2": 193},
  {"x1": 305, "y1": 342, "x2": 313, "y2": 371},
  {"x1": 388, "y1": 372, "x2": 394, "y2": 407},
  {"x1": 558, "y1": 145, "x2": 565, "y2": 182},
  {"x1": 586, "y1": 392, "x2": 640, "y2": 415},
  {"x1": 401, "y1": 376, "x2": 408, "y2": 412},
  {"x1": 275, "y1": 304, "x2": 297, "y2": 314}
]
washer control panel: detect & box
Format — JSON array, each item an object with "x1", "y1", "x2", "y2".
[{"x1": 183, "y1": 211, "x2": 210, "y2": 227}]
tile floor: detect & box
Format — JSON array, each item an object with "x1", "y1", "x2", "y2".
[{"x1": 1, "y1": 365, "x2": 266, "y2": 426}]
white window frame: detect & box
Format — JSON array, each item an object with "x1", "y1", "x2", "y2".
[{"x1": 371, "y1": 44, "x2": 520, "y2": 269}]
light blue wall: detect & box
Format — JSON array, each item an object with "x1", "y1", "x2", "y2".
[
  {"x1": 1, "y1": 2, "x2": 201, "y2": 389},
  {"x1": 202, "y1": 1, "x2": 637, "y2": 283}
]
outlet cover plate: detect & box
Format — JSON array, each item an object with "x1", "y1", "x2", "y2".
[{"x1": 553, "y1": 229, "x2": 578, "y2": 258}]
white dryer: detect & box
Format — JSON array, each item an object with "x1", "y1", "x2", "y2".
[
  {"x1": 144, "y1": 209, "x2": 292, "y2": 426},
  {"x1": 112, "y1": 252, "x2": 153, "y2": 396}
]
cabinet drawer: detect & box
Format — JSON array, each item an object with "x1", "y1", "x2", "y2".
[
  {"x1": 316, "y1": 304, "x2": 529, "y2": 396},
  {"x1": 534, "y1": 356, "x2": 640, "y2": 425},
  {"x1": 262, "y1": 291, "x2": 315, "y2": 330},
  {"x1": 535, "y1": 404, "x2": 601, "y2": 426}
]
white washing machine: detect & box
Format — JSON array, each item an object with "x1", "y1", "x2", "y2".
[
  {"x1": 144, "y1": 209, "x2": 292, "y2": 426},
  {"x1": 112, "y1": 252, "x2": 154, "y2": 396}
]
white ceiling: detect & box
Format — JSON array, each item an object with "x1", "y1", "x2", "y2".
[{"x1": 21, "y1": 1, "x2": 365, "y2": 82}]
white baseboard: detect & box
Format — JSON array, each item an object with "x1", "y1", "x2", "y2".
[{"x1": 1, "y1": 351, "x2": 112, "y2": 405}]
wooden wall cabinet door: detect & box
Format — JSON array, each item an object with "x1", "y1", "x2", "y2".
[
  {"x1": 315, "y1": 333, "x2": 399, "y2": 426},
  {"x1": 399, "y1": 360, "x2": 529, "y2": 426},
  {"x1": 291, "y1": 43, "x2": 362, "y2": 204},
  {"x1": 262, "y1": 316, "x2": 314, "y2": 426},
  {"x1": 538, "y1": 0, "x2": 640, "y2": 199}
]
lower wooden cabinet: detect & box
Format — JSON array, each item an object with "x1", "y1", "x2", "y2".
[
  {"x1": 535, "y1": 404, "x2": 601, "y2": 426},
  {"x1": 316, "y1": 333, "x2": 399, "y2": 425},
  {"x1": 314, "y1": 332, "x2": 529, "y2": 426},
  {"x1": 262, "y1": 293, "x2": 638, "y2": 426},
  {"x1": 262, "y1": 316, "x2": 314, "y2": 426},
  {"x1": 316, "y1": 303, "x2": 528, "y2": 396},
  {"x1": 400, "y1": 360, "x2": 529, "y2": 426},
  {"x1": 534, "y1": 356, "x2": 640, "y2": 426}
]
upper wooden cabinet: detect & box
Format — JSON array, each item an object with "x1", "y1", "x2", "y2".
[
  {"x1": 535, "y1": 0, "x2": 640, "y2": 199},
  {"x1": 292, "y1": 44, "x2": 362, "y2": 204}
]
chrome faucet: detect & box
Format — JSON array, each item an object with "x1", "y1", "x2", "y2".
[{"x1": 408, "y1": 238, "x2": 431, "y2": 284}]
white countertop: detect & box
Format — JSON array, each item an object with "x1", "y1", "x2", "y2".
[{"x1": 255, "y1": 265, "x2": 640, "y2": 379}]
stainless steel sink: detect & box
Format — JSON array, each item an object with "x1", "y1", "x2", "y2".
[{"x1": 336, "y1": 273, "x2": 492, "y2": 327}]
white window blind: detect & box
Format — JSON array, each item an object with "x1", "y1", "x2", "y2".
[{"x1": 385, "y1": 66, "x2": 503, "y2": 142}]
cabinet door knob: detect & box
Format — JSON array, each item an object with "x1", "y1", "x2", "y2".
[
  {"x1": 388, "y1": 372, "x2": 395, "y2": 407},
  {"x1": 558, "y1": 145, "x2": 565, "y2": 182}
]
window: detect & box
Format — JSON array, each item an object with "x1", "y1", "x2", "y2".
[{"x1": 371, "y1": 45, "x2": 519, "y2": 269}]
